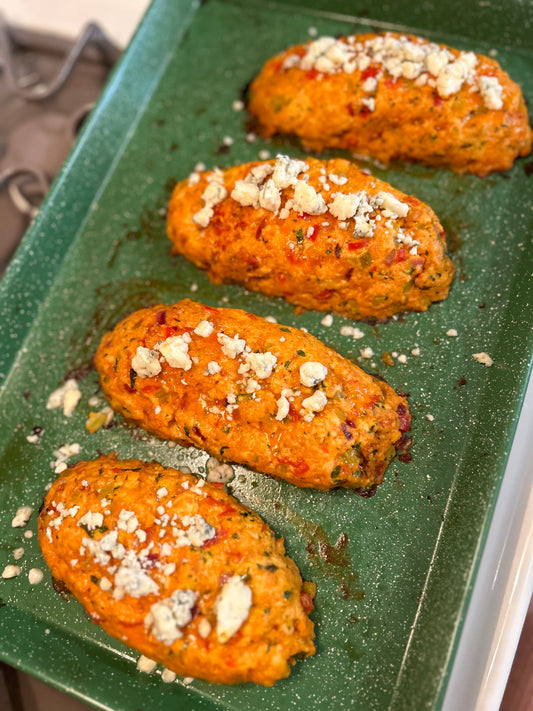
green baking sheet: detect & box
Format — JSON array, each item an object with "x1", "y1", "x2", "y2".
[{"x1": 1, "y1": 1, "x2": 532, "y2": 709}]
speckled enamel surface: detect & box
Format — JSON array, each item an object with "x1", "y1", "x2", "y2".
[{"x1": 0, "y1": 0, "x2": 532, "y2": 710}]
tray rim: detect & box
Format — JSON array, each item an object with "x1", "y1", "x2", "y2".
[
  {"x1": 0, "y1": 1, "x2": 532, "y2": 709},
  {"x1": 441, "y1": 373, "x2": 533, "y2": 710}
]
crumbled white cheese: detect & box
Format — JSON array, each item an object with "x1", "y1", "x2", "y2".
[
  {"x1": 258, "y1": 178, "x2": 282, "y2": 212},
  {"x1": 232, "y1": 99, "x2": 244, "y2": 112},
  {"x1": 340, "y1": 325, "x2": 365, "y2": 339},
  {"x1": 197, "y1": 618, "x2": 212, "y2": 638},
  {"x1": 272, "y1": 154, "x2": 308, "y2": 189},
  {"x1": 137, "y1": 655, "x2": 158, "y2": 673},
  {"x1": 302, "y1": 390, "x2": 327, "y2": 413},
  {"x1": 194, "y1": 320, "x2": 214, "y2": 337},
  {"x1": 28, "y1": 568, "x2": 44, "y2": 585},
  {"x1": 46, "y1": 379, "x2": 82, "y2": 417},
  {"x1": 446, "y1": 328, "x2": 458, "y2": 337},
  {"x1": 300, "y1": 361, "x2": 328, "y2": 387},
  {"x1": 147, "y1": 589, "x2": 198, "y2": 645},
  {"x1": 131, "y1": 347, "x2": 162, "y2": 378},
  {"x1": 245, "y1": 351, "x2": 277, "y2": 379},
  {"x1": 188, "y1": 171, "x2": 201, "y2": 186},
  {"x1": 246, "y1": 378, "x2": 261, "y2": 394},
  {"x1": 114, "y1": 553, "x2": 159, "y2": 598},
  {"x1": 206, "y1": 361, "x2": 222, "y2": 375},
  {"x1": 472, "y1": 352, "x2": 493, "y2": 366},
  {"x1": 328, "y1": 191, "x2": 365, "y2": 221},
  {"x1": 217, "y1": 332, "x2": 246, "y2": 359},
  {"x1": 11, "y1": 505, "x2": 33, "y2": 528},
  {"x1": 275, "y1": 394, "x2": 290, "y2": 421},
  {"x1": 321, "y1": 314, "x2": 334, "y2": 327},
  {"x1": 99, "y1": 576, "x2": 112, "y2": 592},
  {"x1": 46, "y1": 503, "x2": 80, "y2": 538},
  {"x1": 78, "y1": 511, "x2": 104, "y2": 531},
  {"x1": 478, "y1": 75, "x2": 503, "y2": 109},
  {"x1": 178, "y1": 515, "x2": 216, "y2": 547},
  {"x1": 161, "y1": 669, "x2": 177, "y2": 683},
  {"x1": 291, "y1": 180, "x2": 327, "y2": 215},
  {"x1": 2, "y1": 564, "x2": 21, "y2": 579},
  {"x1": 13, "y1": 547, "x2": 24, "y2": 560},
  {"x1": 157, "y1": 335, "x2": 192, "y2": 371},
  {"x1": 215, "y1": 576, "x2": 252, "y2": 643},
  {"x1": 117, "y1": 510, "x2": 140, "y2": 533},
  {"x1": 360, "y1": 347, "x2": 374, "y2": 358},
  {"x1": 231, "y1": 179, "x2": 260, "y2": 207},
  {"x1": 250, "y1": 164, "x2": 274, "y2": 183},
  {"x1": 206, "y1": 457, "x2": 235, "y2": 484},
  {"x1": 26, "y1": 427, "x2": 44, "y2": 444},
  {"x1": 193, "y1": 176, "x2": 227, "y2": 227},
  {"x1": 50, "y1": 443, "x2": 81, "y2": 474},
  {"x1": 285, "y1": 34, "x2": 502, "y2": 110},
  {"x1": 362, "y1": 76, "x2": 378, "y2": 92},
  {"x1": 372, "y1": 191, "x2": 409, "y2": 218}
]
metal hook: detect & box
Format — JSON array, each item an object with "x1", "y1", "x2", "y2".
[
  {"x1": 0, "y1": 166, "x2": 49, "y2": 218},
  {"x1": 0, "y1": 12, "x2": 120, "y2": 101}
]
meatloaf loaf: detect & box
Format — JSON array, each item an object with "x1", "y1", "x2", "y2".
[
  {"x1": 247, "y1": 32, "x2": 532, "y2": 175},
  {"x1": 94, "y1": 300, "x2": 410, "y2": 492},
  {"x1": 38, "y1": 456, "x2": 315, "y2": 686},
  {"x1": 167, "y1": 155, "x2": 454, "y2": 321}
]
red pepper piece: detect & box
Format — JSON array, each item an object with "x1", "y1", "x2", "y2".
[
  {"x1": 348, "y1": 239, "x2": 370, "y2": 250},
  {"x1": 300, "y1": 592, "x2": 315, "y2": 613}
]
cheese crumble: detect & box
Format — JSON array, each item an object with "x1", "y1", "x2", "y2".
[
  {"x1": 46, "y1": 379, "x2": 82, "y2": 417},
  {"x1": 472, "y1": 352, "x2": 493, "y2": 366},
  {"x1": 217, "y1": 332, "x2": 246, "y2": 359},
  {"x1": 215, "y1": 575, "x2": 252, "y2": 643},
  {"x1": 283, "y1": 33, "x2": 503, "y2": 110},
  {"x1": 131, "y1": 347, "x2": 161, "y2": 378},
  {"x1": 200, "y1": 154, "x2": 410, "y2": 240},
  {"x1": 300, "y1": 361, "x2": 328, "y2": 387},
  {"x1": 157, "y1": 334, "x2": 192, "y2": 371},
  {"x1": 12, "y1": 505, "x2": 33, "y2": 528},
  {"x1": 147, "y1": 589, "x2": 198, "y2": 645},
  {"x1": 245, "y1": 351, "x2": 277, "y2": 379}
]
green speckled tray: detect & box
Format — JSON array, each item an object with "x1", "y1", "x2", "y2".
[{"x1": 1, "y1": 1, "x2": 532, "y2": 709}]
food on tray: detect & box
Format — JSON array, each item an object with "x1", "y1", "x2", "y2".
[
  {"x1": 38, "y1": 455, "x2": 315, "y2": 686},
  {"x1": 247, "y1": 33, "x2": 533, "y2": 175},
  {"x1": 94, "y1": 300, "x2": 410, "y2": 493},
  {"x1": 167, "y1": 155, "x2": 454, "y2": 321}
]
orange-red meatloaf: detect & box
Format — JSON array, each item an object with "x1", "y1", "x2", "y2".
[
  {"x1": 167, "y1": 156, "x2": 454, "y2": 322},
  {"x1": 38, "y1": 456, "x2": 315, "y2": 686},
  {"x1": 248, "y1": 33, "x2": 532, "y2": 176},
  {"x1": 94, "y1": 300, "x2": 410, "y2": 492}
]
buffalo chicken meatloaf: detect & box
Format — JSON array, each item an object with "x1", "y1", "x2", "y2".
[
  {"x1": 38, "y1": 456, "x2": 315, "y2": 686},
  {"x1": 167, "y1": 155, "x2": 454, "y2": 322},
  {"x1": 94, "y1": 300, "x2": 410, "y2": 492},
  {"x1": 248, "y1": 33, "x2": 532, "y2": 176}
]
